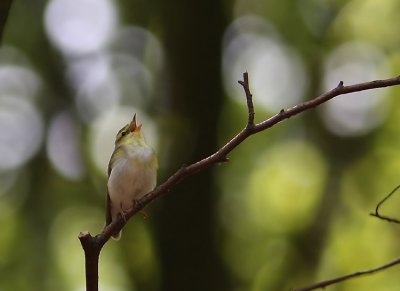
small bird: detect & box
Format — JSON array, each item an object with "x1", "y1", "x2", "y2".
[{"x1": 106, "y1": 114, "x2": 158, "y2": 240}]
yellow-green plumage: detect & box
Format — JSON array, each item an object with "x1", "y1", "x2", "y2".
[{"x1": 106, "y1": 114, "x2": 158, "y2": 240}]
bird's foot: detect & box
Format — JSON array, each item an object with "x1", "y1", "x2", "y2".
[
  {"x1": 119, "y1": 203, "x2": 128, "y2": 222},
  {"x1": 140, "y1": 210, "x2": 149, "y2": 220},
  {"x1": 133, "y1": 199, "x2": 149, "y2": 220}
]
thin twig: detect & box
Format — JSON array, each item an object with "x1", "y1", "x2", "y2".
[
  {"x1": 238, "y1": 71, "x2": 255, "y2": 127},
  {"x1": 370, "y1": 183, "x2": 400, "y2": 223},
  {"x1": 79, "y1": 73, "x2": 400, "y2": 290},
  {"x1": 291, "y1": 257, "x2": 400, "y2": 291}
]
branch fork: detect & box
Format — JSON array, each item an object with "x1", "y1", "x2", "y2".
[{"x1": 370, "y1": 183, "x2": 400, "y2": 224}]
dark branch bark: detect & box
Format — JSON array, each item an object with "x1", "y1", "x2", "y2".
[
  {"x1": 79, "y1": 232, "x2": 101, "y2": 291},
  {"x1": 238, "y1": 71, "x2": 255, "y2": 127},
  {"x1": 291, "y1": 257, "x2": 400, "y2": 291},
  {"x1": 79, "y1": 72, "x2": 400, "y2": 290},
  {"x1": 0, "y1": 0, "x2": 12, "y2": 43}
]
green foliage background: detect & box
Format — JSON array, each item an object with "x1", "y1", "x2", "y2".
[{"x1": 1, "y1": 0, "x2": 400, "y2": 290}]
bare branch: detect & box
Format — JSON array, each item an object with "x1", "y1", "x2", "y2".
[
  {"x1": 79, "y1": 232, "x2": 101, "y2": 291},
  {"x1": 253, "y1": 76, "x2": 400, "y2": 134},
  {"x1": 291, "y1": 257, "x2": 400, "y2": 291},
  {"x1": 79, "y1": 73, "x2": 400, "y2": 290},
  {"x1": 89, "y1": 74, "x2": 400, "y2": 243},
  {"x1": 370, "y1": 183, "x2": 400, "y2": 223},
  {"x1": 85, "y1": 74, "x2": 400, "y2": 240}
]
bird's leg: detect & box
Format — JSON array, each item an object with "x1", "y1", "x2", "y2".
[
  {"x1": 140, "y1": 210, "x2": 149, "y2": 220},
  {"x1": 133, "y1": 199, "x2": 149, "y2": 219},
  {"x1": 119, "y1": 203, "x2": 128, "y2": 222}
]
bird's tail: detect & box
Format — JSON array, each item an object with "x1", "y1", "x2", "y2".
[{"x1": 105, "y1": 192, "x2": 121, "y2": 240}]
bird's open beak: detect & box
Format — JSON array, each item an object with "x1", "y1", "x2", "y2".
[{"x1": 130, "y1": 113, "x2": 142, "y2": 132}]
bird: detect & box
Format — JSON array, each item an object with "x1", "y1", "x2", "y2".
[{"x1": 105, "y1": 114, "x2": 158, "y2": 240}]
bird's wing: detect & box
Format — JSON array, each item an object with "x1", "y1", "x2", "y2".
[
  {"x1": 105, "y1": 157, "x2": 113, "y2": 226},
  {"x1": 106, "y1": 190, "x2": 112, "y2": 226}
]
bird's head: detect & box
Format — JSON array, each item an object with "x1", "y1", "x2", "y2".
[{"x1": 114, "y1": 114, "x2": 145, "y2": 146}]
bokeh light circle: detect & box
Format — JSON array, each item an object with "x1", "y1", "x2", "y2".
[
  {"x1": 49, "y1": 206, "x2": 128, "y2": 290},
  {"x1": 111, "y1": 53, "x2": 153, "y2": 106},
  {"x1": 223, "y1": 16, "x2": 308, "y2": 111},
  {"x1": 247, "y1": 140, "x2": 327, "y2": 233},
  {"x1": 111, "y1": 26, "x2": 164, "y2": 74},
  {"x1": 47, "y1": 111, "x2": 85, "y2": 180},
  {"x1": 68, "y1": 54, "x2": 120, "y2": 123},
  {"x1": 0, "y1": 96, "x2": 44, "y2": 170},
  {"x1": 0, "y1": 65, "x2": 42, "y2": 100},
  {"x1": 321, "y1": 41, "x2": 390, "y2": 136},
  {"x1": 44, "y1": 0, "x2": 117, "y2": 56}
]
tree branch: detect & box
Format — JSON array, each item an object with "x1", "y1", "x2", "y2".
[
  {"x1": 79, "y1": 72, "x2": 400, "y2": 290},
  {"x1": 291, "y1": 257, "x2": 400, "y2": 291},
  {"x1": 79, "y1": 232, "x2": 101, "y2": 291},
  {"x1": 238, "y1": 71, "x2": 255, "y2": 127},
  {"x1": 370, "y1": 183, "x2": 400, "y2": 223}
]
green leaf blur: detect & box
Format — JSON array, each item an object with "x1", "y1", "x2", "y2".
[{"x1": 1, "y1": 0, "x2": 400, "y2": 290}]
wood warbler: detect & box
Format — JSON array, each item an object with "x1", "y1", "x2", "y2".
[{"x1": 105, "y1": 114, "x2": 158, "y2": 240}]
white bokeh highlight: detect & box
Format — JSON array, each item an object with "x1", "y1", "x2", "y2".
[
  {"x1": 0, "y1": 96, "x2": 44, "y2": 170},
  {"x1": 321, "y1": 41, "x2": 390, "y2": 136},
  {"x1": 111, "y1": 53, "x2": 153, "y2": 106},
  {"x1": 0, "y1": 65, "x2": 42, "y2": 100},
  {"x1": 0, "y1": 50, "x2": 44, "y2": 172},
  {"x1": 47, "y1": 111, "x2": 86, "y2": 180},
  {"x1": 223, "y1": 16, "x2": 308, "y2": 111},
  {"x1": 111, "y1": 26, "x2": 164, "y2": 74},
  {"x1": 110, "y1": 26, "x2": 164, "y2": 106},
  {"x1": 68, "y1": 54, "x2": 120, "y2": 122},
  {"x1": 44, "y1": 0, "x2": 117, "y2": 56}
]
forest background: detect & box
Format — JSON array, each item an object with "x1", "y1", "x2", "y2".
[{"x1": 1, "y1": 0, "x2": 400, "y2": 290}]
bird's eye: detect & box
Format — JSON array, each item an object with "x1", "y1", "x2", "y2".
[{"x1": 121, "y1": 131, "x2": 127, "y2": 137}]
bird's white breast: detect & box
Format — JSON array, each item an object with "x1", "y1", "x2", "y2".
[{"x1": 107, "y1": 146, "x2": 156, "y2": 220}]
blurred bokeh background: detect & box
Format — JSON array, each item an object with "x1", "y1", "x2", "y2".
[{"x1": 1, "y1": 0, "x2": 400, "y2": 290}]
